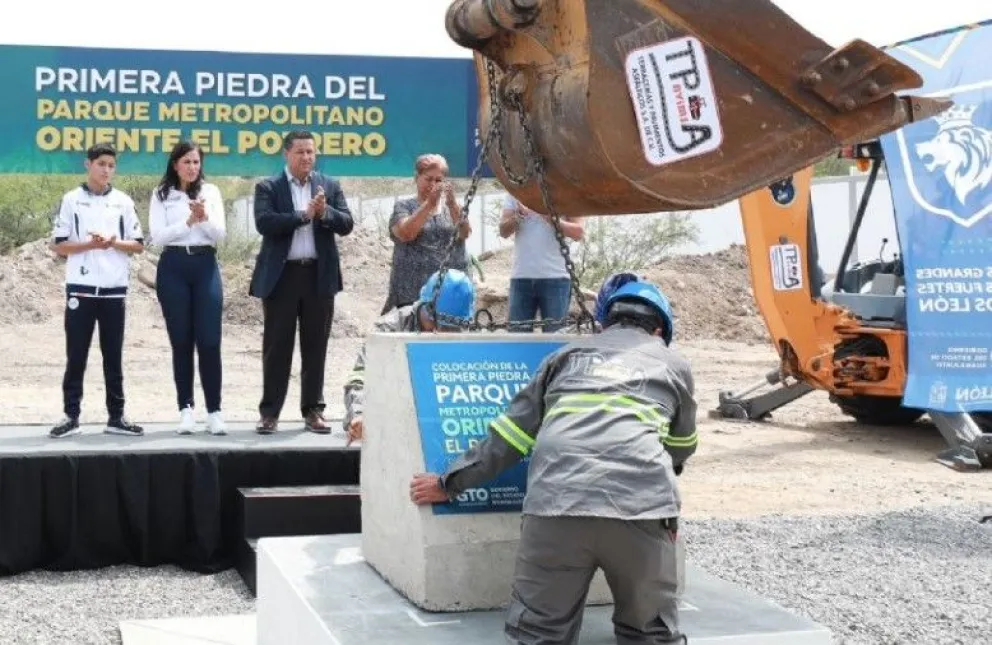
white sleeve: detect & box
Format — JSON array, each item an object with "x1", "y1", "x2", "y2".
[
  {"x1": 198, "y1": 183, "x2": 227, "y2": 244},
  {"x1": 149, "y1": 189, "x2": 189, "y2": 247},
  {"x1": 52, "y1": 192, "x2": 75, "y2": 242},
  {"x1": 122, "y1": 196, "x2": 144, "y2": 242}
]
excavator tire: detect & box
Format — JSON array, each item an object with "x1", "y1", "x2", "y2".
[{"x1": 830, "y1": 394, "x2": 926, "y2": 426}]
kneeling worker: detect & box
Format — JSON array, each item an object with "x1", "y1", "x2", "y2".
[
  {"x1": 410, "y1": 275, "x2": 697, "y2": 645},
  {"x1": 343, "y1": 269, "x2": 476, "y2": 445}
]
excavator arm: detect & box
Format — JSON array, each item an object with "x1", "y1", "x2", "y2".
[
  {"x1": 445, "y1": 0, "x2": 949, "y2": 215},
  {"x1": 441, "y1": 1, "x2": 992, "y2": 472}
]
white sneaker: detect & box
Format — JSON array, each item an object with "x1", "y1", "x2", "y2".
[
  {"x1": 207, "y1": 411, "x2": 227, "y2": 436},
  {"x1": 177, "y1": 406, "x2": 196, "y2": 435}
]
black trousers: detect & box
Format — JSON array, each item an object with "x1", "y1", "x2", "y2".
[
  {"x1": 259, "y1": 263, "x2": 334, "y2": 419},
  {"x1": 62, "y1": 295, "x2": 126, "y2": 419}
]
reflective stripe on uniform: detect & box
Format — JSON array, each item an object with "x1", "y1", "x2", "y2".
[
  {"x1": 546, "y1": 393, "x2": 670, "y2": 436},
  {"x1": 345, "y1": 370, "x2": 364, "y2": 385},
  {"x1": 663, "y1": 431, "x2": 698, "y2": 448},
  {"x1": 491, "y1": 414, "x2": 535, "y2": 455}
]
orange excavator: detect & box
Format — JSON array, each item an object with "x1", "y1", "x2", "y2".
[{"x1": 441, "y1": 0, "x2": 992, "y2": 471}]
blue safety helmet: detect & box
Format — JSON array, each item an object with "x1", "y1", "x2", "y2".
[
  {"x1": 602, "y1": 279, "x2": 675, "y2": 345},
  {"x1": 418, "y1": 269, "x2": 476, "y2": 329},
  {"x1": 594, "y1": 272, "x2": 642, "y2": 324}
]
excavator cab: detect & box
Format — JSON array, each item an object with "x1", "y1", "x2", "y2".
[
  {"x1": 445, "y1": 0, "x2": 949, "y2": 216},
  {"x1": 820, "y1": 140, "x2": 909, "y2": 326}
]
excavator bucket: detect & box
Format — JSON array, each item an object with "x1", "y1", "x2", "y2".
[{"x1": 445, "y1": 0, "x2": 951, "y2": 216}]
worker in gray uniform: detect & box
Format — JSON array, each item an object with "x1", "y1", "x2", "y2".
[
  {"x1": 343, "y1": 268, "x2": 476, "y2": 445},
  {"x1": 410, "y1": 274, "x2": 697, "y2": 645}
]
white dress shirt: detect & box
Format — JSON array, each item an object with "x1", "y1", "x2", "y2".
[
  {"x1": 149, "y1": 182, "x2": 227, "y2": 248},
  {"x1": 286, "y1": 168, "x2": 317, "y2": 261}
]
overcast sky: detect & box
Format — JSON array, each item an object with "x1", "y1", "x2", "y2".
[{"x1": 0, "y1": 1, "x2": 987, "y2": 57}]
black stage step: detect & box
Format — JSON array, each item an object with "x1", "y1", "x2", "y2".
[{"x1": 235, "y1": 484, "x2": 362, "y2": 595}]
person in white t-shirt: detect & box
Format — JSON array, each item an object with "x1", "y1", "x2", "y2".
[
  {"x1": 149, "y1": 141, "x2": 228, "y2": 436},
  {"x1": 49, "y1": 144, "x2": 146, "y2": 439},
  {"x1": 499, "y1": 194, "x2": 584, "y2": 332}
]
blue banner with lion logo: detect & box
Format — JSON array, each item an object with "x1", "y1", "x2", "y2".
[{"x1": 879, "y1": 20, "x2": 992, "y2": 413}]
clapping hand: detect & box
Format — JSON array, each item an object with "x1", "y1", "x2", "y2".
[
  {"x1": 88, "y1": 232, "x2": 116, "y2": 250},
  {"x1": 308, "y1": 186, "x2": 326, "y2": 220},
  {"x1": 426, "y1": 181, "x2": 444, "y2": 210},
  {"x1": 443, "y1": 182, "x2": 458, "y2": 209},
  {"x1": 188, "y1": 199, "x2": 208, "y2": 226}
]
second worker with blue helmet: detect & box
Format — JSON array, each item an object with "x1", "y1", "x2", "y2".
[{"x1": 343, "y1": 268, "x2": 476, "y2": 444}]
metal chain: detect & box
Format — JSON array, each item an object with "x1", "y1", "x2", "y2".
[
  {"x1": 491, "y1": 60, "x2": 535, "y2": 187},
  {"x1": 507, "y1": 90, "x2": 595, "y2": 331},
  {"x1": 427, "y1": 60, "x2": 502, "y2": 324},
  {"x1": 428, "y1": 58, "x2": 596, "y2": 334}
]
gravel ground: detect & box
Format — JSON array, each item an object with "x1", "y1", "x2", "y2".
[
  {"x1": 0, "y1": 566, "x2": 253, "y2": 644},
  {"x1": 0, "y1": 506, "x2": 989, "y2": 644},
  {"x1": 685, "y1": 505, "x2": 992, "y2": 645}
]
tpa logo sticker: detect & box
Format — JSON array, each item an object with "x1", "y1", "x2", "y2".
[
  {"x1": 624, "y1": 35, "x2": 724, "y2": 167},
  {"x1": 894, "y1": 102, "x2": 992, "y2": 228}
]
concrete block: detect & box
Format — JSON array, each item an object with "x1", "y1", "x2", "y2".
[{"x1": 360, "y1": 332, "x2": 618, "y2": 612}]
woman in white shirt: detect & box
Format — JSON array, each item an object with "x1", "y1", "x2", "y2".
[{"x1": 149, "y1": 141, "x2": 227, "y2": 436}]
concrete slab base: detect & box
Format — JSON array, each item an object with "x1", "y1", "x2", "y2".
[
  {"x1": 119, "y1": 614, "x2": 256, "y2": 645},
  {"x1": 255, "y1": 534, "x2": 834, "y2": 645}
]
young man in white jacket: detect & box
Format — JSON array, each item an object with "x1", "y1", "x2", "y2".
[{"x1": 49, "y1": 144, "x2": 146, "y2": 439}]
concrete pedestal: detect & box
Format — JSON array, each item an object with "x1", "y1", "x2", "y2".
[{"x1": 360, "y1": 332, "x2": 624, "y2": 611}]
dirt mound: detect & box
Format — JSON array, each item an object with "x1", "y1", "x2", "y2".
[
  {"x1": 0, "y1": 239, "x2": 161, "y2": 325},
  {"x1": 644, "y1": 244, "x2": 768, "y2": 344},
  {"x1": 0, "y1": 240, "x2": 63, "y2": 324},
  {"x1": 1, "y1": 230, "x2": 767, "y2": 343},
  {"x1": 0, "y1": 228, "x2": 391, "y2": 339},
  {"x1": 216, "y1": 227, "x2": 392, "y2": 338},
  {"x1": 472, "y1": 247, "x2": 595, "y2": 328}
]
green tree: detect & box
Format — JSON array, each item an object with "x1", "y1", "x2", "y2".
[
  {"x1": 574, "y1": 213, "x2": 699, "y2": 289},
  {"x1": 0, "y1": 174, "x2": 262, "y2": 260},
  {"x1": 0, "y1": 175, "x2": 79, "y2": 253}
]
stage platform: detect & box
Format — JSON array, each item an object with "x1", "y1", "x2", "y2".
[
  {"x1": 0, "y1": 422, "x2": 358, "y2": 577},
  {"x1": 0, "y1": 421, "x2": 347, "y2": 456},
  {"x1": 256, "y1": 534, "x2": 835, "y2": 645}
]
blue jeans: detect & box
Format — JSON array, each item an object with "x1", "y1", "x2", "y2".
[
  {"x1": 508, "y1": 278, "x2": 571, "y2": 332},
  {"x1": 155, "y1": 248, "x2": 224, "y2": 412}
]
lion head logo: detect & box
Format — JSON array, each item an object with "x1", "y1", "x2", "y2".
[{"x1": 914, "y1": 104, "x2": 992, "y2": 206}]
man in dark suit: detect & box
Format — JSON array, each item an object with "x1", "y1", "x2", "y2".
[{"x1": 250, "y1": 130, "x2": 354, "y2": 434}]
